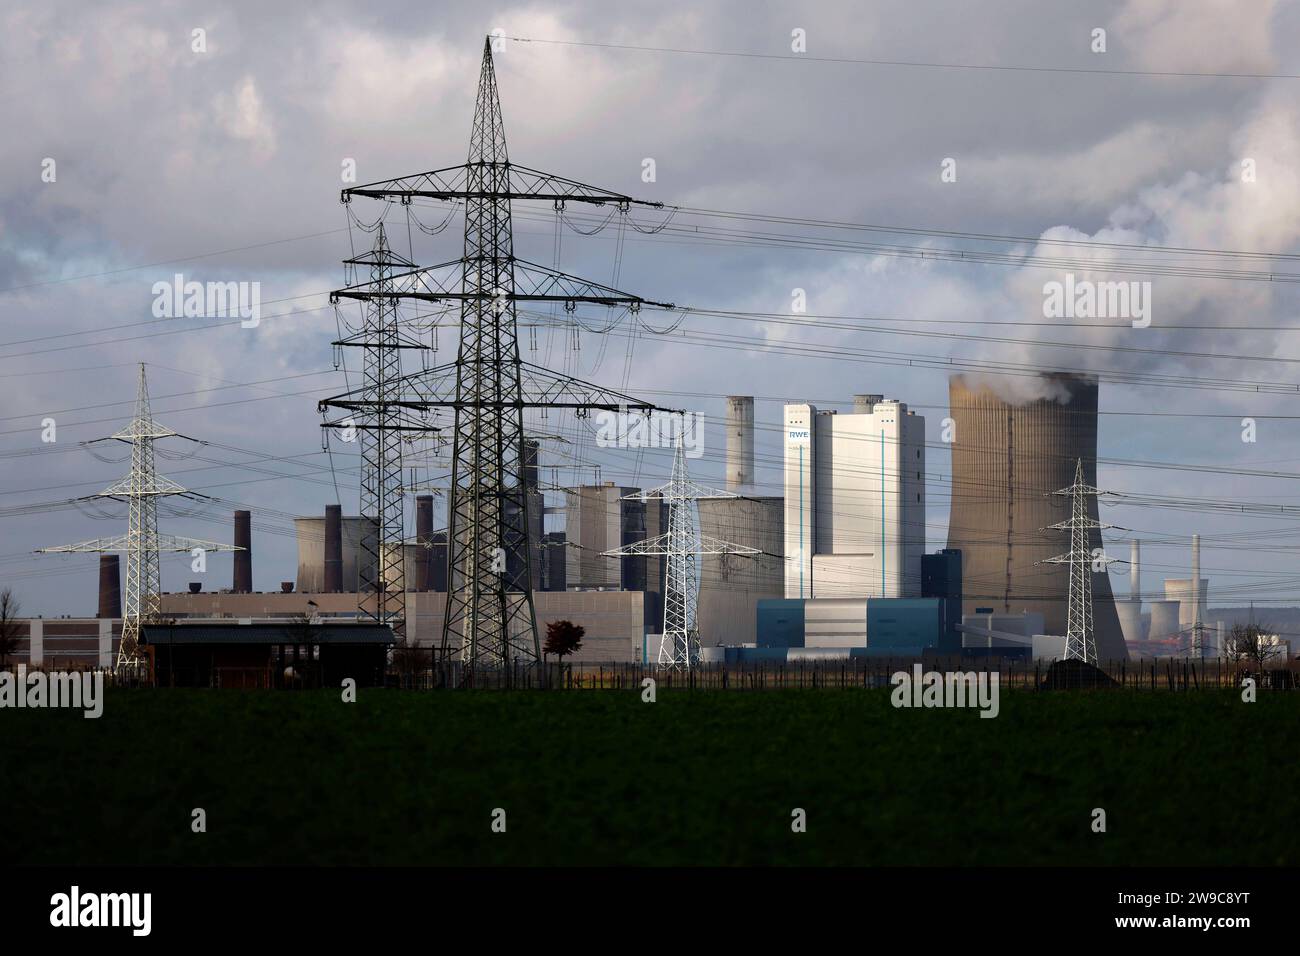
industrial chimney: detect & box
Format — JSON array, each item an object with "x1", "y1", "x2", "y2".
[
  {"x1": 522, "y1": 438, "x2": 540, "y2": 492},
  {"x1": 416, "y1": 495, "x2": 435, "y2": 591},
  {"x1": 1191, "y1": 533, "x2": 1202, "y2": 655},
  {"x1": 324, "y1": 505, "x2": 343, "y2": 593},
  {"x1": 233, "y1": 510, "x2": 252, "y2": 593},
  {"x1": 97, "y1": 555, "x2": 122, "y2": 618},
  {"x1": 1130, "y1": 539, "x2": 1140, "y2": 600},
  {"x1": 725, "y1": 396, "x2": 754, "y2": 491}
]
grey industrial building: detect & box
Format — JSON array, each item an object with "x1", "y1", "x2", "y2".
[{"x1": 562, "y1": 482, "x2": 666, "y2": 632}]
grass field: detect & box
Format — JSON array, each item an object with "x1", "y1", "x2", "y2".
[{"x1": 3, "y1": 687, "x2": 1295, "y2": 866}]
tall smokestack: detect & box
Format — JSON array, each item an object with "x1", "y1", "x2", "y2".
[
  {"x1": 1190, "y1": 533, "x2": 1201, "y2": 627},
  {"x1": 324, "y1": 505, "x2": 342, "y2": 593},
  {"x1": 1130, "y1": 539, "x2": 1140, "y2": 601},
  {"x1": 522, "y1": 438, "x2": 540, "y2": 492},
  {"x1": 97, "y1": 555, "x2": 121, "y2": 618},
  {"x1": 415, "y1": 495, "x2": 434, "y2": 591},
  {"x1": 233, "y1": 510, "x2": 252, "y2": 592},
  {"x1": 725, "y1": 396, "x2": 754, "y2": 491}
]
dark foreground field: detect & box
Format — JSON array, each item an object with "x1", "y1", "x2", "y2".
[{"x1": 3, "y1": 688, "x2": 1295, "y2": 865}]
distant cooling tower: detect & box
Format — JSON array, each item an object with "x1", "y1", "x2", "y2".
[
  {"x1": 945, "y1": 373, "x2": 1128, "y2": 660},
  {"x1": 1116, "y1": 601, "x2": 1145, "y2": 643},
  {"x1": 295, "y1": 514, "x2": 378, "y2": 593},
  {"x1": 1164, "y1": 578, "x2": 1209, "y2": 632},
  {"x1": 1148, "y1": 600, "x2": 1181, "y2": 642}
]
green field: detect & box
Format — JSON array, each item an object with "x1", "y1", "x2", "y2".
[{"x1": 3, "y1": 688, "x2": 1295, "y2": 866}]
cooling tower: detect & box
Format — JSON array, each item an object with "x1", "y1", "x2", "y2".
[
  {"x1": 1148, "y1": 600, "x2": 1181, "y2": 641},
  {"x1": 945, "y1": 373, "x2": 1128, "y2": 661},
  {"x1": 1163, "y1": 578, "x2": 1208, "y2": 631},
  {"x1": 1116, "y1": 601, "x2": 1145, "y2": 643},
  {"x1": 698, "y1": 496, "x2": 784, "y2": 645},
  {"x1": 725, "y1": 396, "x2": 755, "y2": 491},
  {"x1": 295, "y1": 515, "x2": 378, "y2": 593}
]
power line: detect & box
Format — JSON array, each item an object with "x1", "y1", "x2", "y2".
[{"x1": 504, "y1": 34, "x2": 1300, "y2": 81}]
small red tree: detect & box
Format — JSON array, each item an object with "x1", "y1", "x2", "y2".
[{"x1": 544, "y1": 620, "x2": 585, "y2": 664}]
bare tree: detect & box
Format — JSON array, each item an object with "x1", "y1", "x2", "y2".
[
  {"x1": 391, "y1": 639, "x2": 427, "y2": 684},
  {"x1": 0, "y1": 588, "x2": 21, "y2": 668},
  {"x1": 1224, "y1": 622, "x2": 1286, "y2": 673},
  {"x1": 282, "y1": 607, "x2": 321, "y2": 683}
]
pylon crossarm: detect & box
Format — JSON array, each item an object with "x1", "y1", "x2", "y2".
[
  {"x1": 96, "y1": 474, "x2": 187, "y2": 497},
  {"x1": 318, "y1": 361, "x2": 679, "y2": 416},
  {"x1": 331, "y1": 258, "x2": 673, "y2": 309},
  {"x1": 601, "y1": 532, "x2": 672, "y2": 557},
  {"x1": 40, "y1": 535, "x2": 242, "y2": 554},
  {"x1": 1045, "y1": 518, "x2": 1113, "y2": 531},
  {"x1": 344, "y1": 161, "x2": 664, "y2": 209},
  {"x1": 516, "y1": 363, "x2": 678, "y2": 412},
  {"x1": 697, "y1": 534, "x2": 761, "y2": 556},
  {"x1": 631, "y1": 479, "x2": 737, "y2": 502},
  {"x1": 332, "y1": 328, "x2": 433, "y2": 351}
]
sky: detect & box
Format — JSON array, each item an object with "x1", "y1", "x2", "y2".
[{"x1": 2, "y1": 0, "x2": 1300, "y2": 616}]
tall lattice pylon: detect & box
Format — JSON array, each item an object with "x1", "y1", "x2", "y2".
[
  {"x1": 320, "y1": 38, "x2": 678, "y2": 674},
  {"x1": 329, "y1": 224, "x2": 429, "y2": 638},
  {"x1": 40, "y1": 364, "x2": 238, "y2": 670},
  {"x1": 1044, "y1": 458, "x2": 1116, "y2": 665},
  {"x1": 604, "y1": 437, "x2": 758, "y2": 668}
]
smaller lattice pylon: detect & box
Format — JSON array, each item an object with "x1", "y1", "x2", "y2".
[
  {"x1": 38, "y1": 364, "x2": 240, "y2": 670},
  {"x1": 1041, "y1": 458, "x2": 1117, "y2": 666},
  {"x1": 603, "y1": 436, "x2": 758, "y2": 668}
]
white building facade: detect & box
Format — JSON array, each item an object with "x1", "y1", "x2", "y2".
[{"x1": 783, "y1": 398, "x2": 926, "y2": 600}]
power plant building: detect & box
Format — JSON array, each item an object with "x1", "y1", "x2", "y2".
[
  {"x1": 783, "y1": 397, "x2": 926, "y2": 600},
  {"x1": 563, "y1": 483, "x2": 666, "y2": 632},
  {"x1": 944, "y1": 373, "x2": 1128, "y2": 661},
  {"x1": 698, "y1": 395, "x2": 784, "y2": 647}
]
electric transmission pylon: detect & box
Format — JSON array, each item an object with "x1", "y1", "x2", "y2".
[
  {"x1": 39, "y1": 364, "x2": 238, "y2": 671},
  {"x1": 1043, "y1": 458, "x2": 1116, "y2": 665},
  {"x1": 328, "y1": 223, "x2": 431, "y2": 639},
  {"x1": 319, "y1": 37, "x2": 678, "y2": 674},
  {"x1": 603, "y1": 438, "x2": 758, "y2": 668}
]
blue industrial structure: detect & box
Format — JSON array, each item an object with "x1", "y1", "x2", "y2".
[
  {"x1": 866, "y1": 597, "x2": 944, "y2": 654},
  {"x1": 756, "y1": 598, "x2": 807, "y2": 648},
  {"x1": 921, "y1": 548, "x2": 963, "y2": 652}
]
